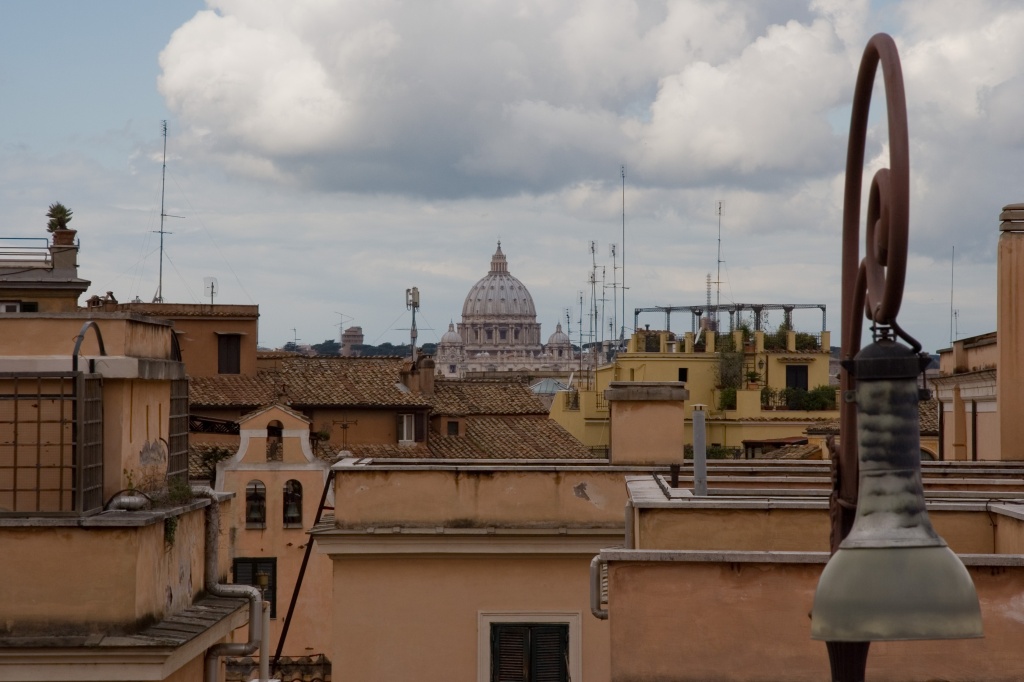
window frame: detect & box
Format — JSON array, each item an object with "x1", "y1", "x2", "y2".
[
  {"x1": 232, "y1": 557, "x2": 277, "y2": 617},
  {"x1": 477, "y1": 611, "x2": 581, "y2": 682}
]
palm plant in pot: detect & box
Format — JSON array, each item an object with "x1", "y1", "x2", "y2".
[{"x1": 47, "y1": 202, "x2": 75, "y2": 245}]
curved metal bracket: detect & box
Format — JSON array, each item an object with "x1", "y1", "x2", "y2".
[
  {"x1": 72, "y1": 320, "x2": 108, "y2": 372},
  {"x1": 835, "y1": 33, "x2": 913, "y2": 551}
]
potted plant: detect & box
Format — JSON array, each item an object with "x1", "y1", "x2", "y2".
[
  {"x1": 46, "y1": 202, "x2": 76, "y2": 245},
  {"x1": 745, "y1": 370, "x2": 761, "y2": 388}
]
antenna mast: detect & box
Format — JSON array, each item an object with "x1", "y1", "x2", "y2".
[
  {"x1": 715, "y1": 200, "x2": 723, "y2": 331},
  {"x1": 407, "y1": 287, "x2": 420, "y2": 363},
  {"x1": 620, "y1": 165, "x2": 626, "y2": 345},
  {"x1": 155, "y1": 121, "x2": 169, "y2": 303},
  {"x1": 153, "y1": 120, "x2": 183, "y2": 303},
  {"x1": 949, "y1": 246, "x2": 955, "y2": 346}
]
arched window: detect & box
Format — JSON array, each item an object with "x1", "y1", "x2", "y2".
[
  {"x1": 266, "y1": 420, "x2": 283, "y2": 461},
  {"x1": 283, "y1": 480, "x2": 303, "y2": 528},
  {"x1": 245, "y1": 480, "x2": 266, "y2": 529}
]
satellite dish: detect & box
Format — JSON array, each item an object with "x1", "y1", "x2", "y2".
[{"x1": 203, "y1": 277, "x2": 218, "y2": 305}]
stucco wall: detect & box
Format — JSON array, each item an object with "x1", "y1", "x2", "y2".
[
  {"x1": 0, "y1": 505, "x2": 207, "y2": 631},
  {"x1": 331, "y1": 555, "x2": 610, "y2": 682},
  {"x1": 334, "y1": 468, "x2": 627, "y2": 528},
  {"x1": 607, "y1": 559, "x2": 1024, "y2": 682}
]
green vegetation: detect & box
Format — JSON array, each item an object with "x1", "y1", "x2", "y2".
[
  {"x1": 718, "y1": 386, "x2": 737, "y2": 410},
  {"x1": 311, "y1": 339, "x2": 341, "y2": 356},
  {"x1": 761, "y1": 384, "x2": 836, "y2": 411},
  {"x1": 46, "y1": 202, "x2": 73, "y2": 232}
]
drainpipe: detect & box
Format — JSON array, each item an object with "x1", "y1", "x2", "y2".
[{"x1": 192, "y1": 486, "x2": 266, "y2": 682}]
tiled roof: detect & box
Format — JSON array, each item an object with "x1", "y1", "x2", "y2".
[
  {"x1": 344, "y1": 416, "x2": 593, "y2": 460},
  {"x1": 804, "y1": 398, "x2": 940, "y2": 436},
  {"x1": 189, "y1": 439, "x2": 239, "y2": 480},
  {"x1": 190, "y1": 356, "x2": 431, "y2": 408},
  {"x1": 435, "y1": 415, "x2": 594, "y2": 459},
  {"x1": 757, "y1": 443, "x2": 823, "y2": 460},
  {"x1": 432, "y1": 378, "x2": 548, "y2": 416}
]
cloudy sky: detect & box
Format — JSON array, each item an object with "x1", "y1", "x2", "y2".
[{"x1": 2, "y1": 0, "x2": 1021, "y2": 353}]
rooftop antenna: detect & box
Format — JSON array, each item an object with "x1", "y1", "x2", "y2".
[
  {"x1": 620, "y1": 164, "x2": 627, "y2": 345},
  {"x1": 608, "y1": 243, "x2": 619, "y2": 350},
  {"x1": 203, "y1": 276, "x2": 218, "y2": 306},
  {"x1": 949, "y1": 245, "x2": 955, "y2": 346},
  {"x1": 589, "y1": 240, "x2": 599, "y2": 359},
  {"x1": 335, "y1": 312, "x2": 352, "y2": 344},
  {"x1": 153, "y1": 120, "x2": 184, "y2": 303},
  {"x1": 715, "y1": 200, "x2": 723, "y2": 331},
  {"x1": 290, "y1": 328, "x2": 300, "y2": 348},
  {"x1": 406, "y1": 287, "x2": 420, "y2": 363},
  {"x1": 706, "y1": 273, "x2": 713, "y2": 331}
]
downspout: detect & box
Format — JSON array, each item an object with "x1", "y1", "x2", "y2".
[{"x1": 192, "y1": 486, "x2": 266, "y2": 682}]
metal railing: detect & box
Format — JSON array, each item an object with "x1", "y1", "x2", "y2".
[{"x1": 0, "y1": 371, "x2": 104, "y2": 515}]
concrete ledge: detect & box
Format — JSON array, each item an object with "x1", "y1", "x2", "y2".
[
  {"x1": 604, "y1": 381, "x2": 688, "y2": 402},
  {"x1": 600, "y1": 548, "x2": 1024, "y2": 566}
]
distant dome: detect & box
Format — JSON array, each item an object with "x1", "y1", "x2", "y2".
[
  {"x1": 440, "y1": 322, "x2": 463, "y2": 345},
  {"x1": 461, "y1": 242, "x2": 537, "y2": 319},
  {"x1": 547, "y1": 322, "x2": 570, "y2": 346}
]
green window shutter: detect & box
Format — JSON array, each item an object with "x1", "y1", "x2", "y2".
[
  {"x1": 491, "y1": 623, "x2": 568, "y2": 682},
  {"x1": 530, "y1": 625, "x2": 568, "y2": 682},
  {"x1": 492, "y1": 625, "x2": 528, "y2": 682}
]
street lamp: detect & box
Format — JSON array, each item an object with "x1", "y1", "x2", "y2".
[{"x1": 809, "y1": 33, "x2": 982, "y2": 680}]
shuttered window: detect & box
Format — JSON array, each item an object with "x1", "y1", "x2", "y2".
[
  {"x1": 232, "y1": 557, "x2": 277, "y2": 617},
  {"x1": 785, "y1": 364, "x2": 809, "y2": 390},
  {"x1": 491, "y1": 623, "x2": 568, "y2": 682},
  {"x1": 217, "y1": 334, "x2": 241, "y2": 374}
]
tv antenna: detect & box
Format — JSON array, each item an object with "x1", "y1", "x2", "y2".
[
  {"x1": 203, "y1": 277, "x2": 218, "y2": 305},
  {"x1": 406, "y1": 287, "x2": 420, "y2": 363},
  {"x1": 715, "y1": 200, "x2": 724, "y2": 331},
  {"x1": 620, "y1": 164, "x2": 627, "y2": 345},
  {"x1": 153, "y1": 120, "x2": 184, "y2": 303}
]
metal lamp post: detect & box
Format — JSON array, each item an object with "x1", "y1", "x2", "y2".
[{"x1": 809, "y1": 33, "x2": 982, "y2": 681}]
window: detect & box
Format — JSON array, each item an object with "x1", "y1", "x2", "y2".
[
  {"x1": 245, "y1": 480, "x2": 266, "y2": 529},
  {"x1": 398, "y1": 413, "x2": 426, "y2": 443},
  {"x1": 447, "y1": 420, "x2": 459, "y2": 436},
  {"x1": 490, "y1": 624, "x2": 568, "y2": 682},
  {"x1": 486, "y1": 329, "x2": 493, "y2": 341},
  {"x1": 449, "y1": 364, "x2": 457, "y2": 374},
  {"x1": 500, "y1": 329, "x2": 507, "y2": 341},
  {"x1": 677, "y1": 367, "x2": 688, "y2": 382},
  {"x1": 786, "y1": 365, "x2": 809, "y2": 390},
  {"x1": 479, "y1": 612, "x2": 580, "y2": 682},
  {"x1": 218, "y1": 334, "x2": 242, "y2": 374},
  {"x1": 233, "y1": 557, "x2": 277, "y2": 617},
  {"x1": 0, "y1": 302, "x2": 20, "y2": 313},
  {"x1": 283, "y1": 480, "x2": 302, "y2": 527}
]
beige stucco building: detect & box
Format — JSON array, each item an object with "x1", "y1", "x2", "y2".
[
  {"x1": 550, "y1": 325, "x2": 837, "y2": 458},
  {"x1": 0, "y1": 310, "x2": 253, "y2": 679}
]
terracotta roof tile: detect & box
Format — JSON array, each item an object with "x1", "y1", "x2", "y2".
[
  {"x1": 804, "y1": 398, "x2": 940, "y2": 436},
  {"x1": 188, "y1": 439, "x2": 239, "y2": 480},
  {"x1": 432, "y1": 378, "x2": 548, "y2": 416},
  {"x1": 190, "y1": 356, "x2": 431, "y2": 408},
  {"x1": 344, "y1": 416, "x2": 593, "y2": 460}
]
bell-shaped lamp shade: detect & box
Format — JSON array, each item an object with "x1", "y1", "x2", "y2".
[
  {"x1": 811, "y1": 545, "x2": 982, "y2": 641},
  {"x1": 811, "y1": 338, "x2": 982, "y2": 642}
]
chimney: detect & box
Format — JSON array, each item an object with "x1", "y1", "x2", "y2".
[{"x1": 998, "y1": 203, "x2": 1024, "y2": 458}]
